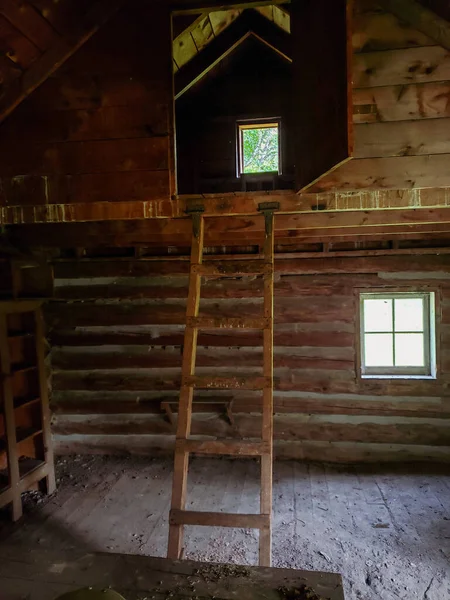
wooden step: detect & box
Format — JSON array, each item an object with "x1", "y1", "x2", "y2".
[
  {"x1": 170, "y1": 509, "x2": 270, "y2": 529},
  {"x1": 175, "y1": 439, "x2": 270, "y2": 456},
  {"x1": 187, "y1": 316, "x2": 270, "y2": 330},
  {"x1": 182, "y1": 375, "x2": 270, "y2": 390},
  {"x1": 192, "y1": 261, "x2": 272, "y2": 277}
]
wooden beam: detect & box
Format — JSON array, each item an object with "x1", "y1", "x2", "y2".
[
  {"x1": 171, "y1": 0, "x2": 290, "y2": 16},
  {"x1": 0, "y1": 0, "x2": 124, "y2": 124},
  {"x1": 6, "y1": 206, "x2": 450, "y2": 248},
  {"x1": 3, "y1": 187, "x2": 450, "y2": 225},
  {"x1": 379, "y1": 0, "x2": 450, "y2": 51}
]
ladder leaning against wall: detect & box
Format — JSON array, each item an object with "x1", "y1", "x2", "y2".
[{"x1": 167, "y1": 201, "x2": 278, "y2": 567}]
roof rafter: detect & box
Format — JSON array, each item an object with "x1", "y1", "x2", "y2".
[
  {"x1": 175, "y1": 8, "x2": 291, "y2": 98},
  {"x1": 171, "y1": 0, "x2": 290, "y2": 16},
  {"x1": 0, "y1": 0, "x2": 125, "y2": 125},
  {"x1": 378, "y1": 0, "x2": 450, "y2": 50}
]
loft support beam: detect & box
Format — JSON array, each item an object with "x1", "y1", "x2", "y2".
[{"x1": 379, "y1": 0, "x2": 450, "y2": 52}]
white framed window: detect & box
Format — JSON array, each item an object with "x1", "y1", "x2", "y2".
[
  {"x1": 236, "y1": 119, "x2": 281, "y2": 176},
  {"x1": 359, "y1": 292, "x2": 436, "y2": 378}
]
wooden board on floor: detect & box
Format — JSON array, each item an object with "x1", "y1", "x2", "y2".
[{"x1": 0, "y1": 549, "x2": 345, "y2": 600}]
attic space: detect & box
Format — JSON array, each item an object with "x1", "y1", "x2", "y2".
[
  {"x1": 174, "y1": 11, "x2": 294, "y2": 194},
  {"x1": 1, "y1": 0, "x2": 450, "y2": 599}
]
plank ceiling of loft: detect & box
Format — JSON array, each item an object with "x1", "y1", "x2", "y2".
[{"x1": 0, "y1": 0, "x2": 449, "y2": 126}]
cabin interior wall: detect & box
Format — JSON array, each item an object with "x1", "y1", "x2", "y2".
[{"x1": 45, "y1": 251, "x2": 450, "y2": 463}]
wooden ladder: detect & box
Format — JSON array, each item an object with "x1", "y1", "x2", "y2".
[{"x1": 167, "y1": 202, "x2": 278, "y2": 567}]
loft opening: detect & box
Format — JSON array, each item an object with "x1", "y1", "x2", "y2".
[
  {"x1": 237, "y1": 119, "x2": 281, "y2": 176},
  {"x1": 172, "y1": 1, "x2": 352, "y2": 195}
]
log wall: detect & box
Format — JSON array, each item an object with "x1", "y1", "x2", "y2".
[{"x1": 49, "y1": 253, "x2": 450, "y2": 462}]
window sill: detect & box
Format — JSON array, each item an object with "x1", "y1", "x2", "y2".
[{"x1": 361, "y1": 375, "x2": 436, "y2": 380}]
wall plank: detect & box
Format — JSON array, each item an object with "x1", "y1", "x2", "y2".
[{"x1": 353, "y1": 46, "x2": 450, "y2": 88}]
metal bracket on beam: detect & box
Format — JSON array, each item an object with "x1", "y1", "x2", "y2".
[
  {"x1": 257, "y1": 201, "x2": 280, "y2": 213},
  {"x1": 258, "y1": 201, "x2": 279, "y2": 236},
  {"x1": 185, "y1": 204, "x2": 205, "y2": 239}
]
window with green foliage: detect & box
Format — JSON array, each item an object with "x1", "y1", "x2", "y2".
[{"x1": 238, "y1": 121, "x2": 280, "y2": 175}]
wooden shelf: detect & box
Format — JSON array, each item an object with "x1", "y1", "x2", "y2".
[
  {"x1": 0, "y1": 459, "x2": 45, "y2": 496},
  {"x1": 8, "y1": 331, "x2": 34, "y2": 340},
  {"x1": 17, "y1": 427, "x2": 43, "y2": 445},
  {"x1": 0, "y1": 428, "x2": 43, "y2": 457},
  {"x1": 0, "y1": 301, "x2": 55, "y2": 520},
  {"x1": 0, "y1": 471, "x2": 9, "y2": 495},
  {"x1": 18, "y1": 458, "x2": 45, "y2": 480},
  {"x1": 14, "y1": 396, "x2": 40, "y2": 410},
  {"x1": 11, "y1": 363, "x2": 37, "y2": 375}
]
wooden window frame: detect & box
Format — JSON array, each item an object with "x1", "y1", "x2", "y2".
[
  {"x1": 359, "y1": 291, "x2": 436, "y2": 379},
  {"x1": 236, "y1": 118, "x2": 282, "y2": 177}
]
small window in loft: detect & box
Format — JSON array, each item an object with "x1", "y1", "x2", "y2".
[
  {"x1": 359, "y1": 292, "x2": 436, "y2": 379},
  {"x1": 237, "y1": 120, "x2": 281, "y2": 175}
]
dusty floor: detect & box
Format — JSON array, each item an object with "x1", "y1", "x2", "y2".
[{"x1": 0, "y1": 456, "x2": 449, "y2": 600}]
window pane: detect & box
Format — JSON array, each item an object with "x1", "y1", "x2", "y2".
[
  {"x1": 363, "y1": 299, "x2": 393, "y2": 332},
  {"x1": 364, "y1": 333, "x2": 394, "y2": 367},
  {"x1": 395, "y1": 333, "x2": 425, "y2": 367},
  {"x1": 242, "y1": 126, "x2": 279, "y2": 173},
  {"x1": 394, "y1": 298, "x2": 424, "y2": 332}
]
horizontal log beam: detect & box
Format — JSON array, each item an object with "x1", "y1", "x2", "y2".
[
  {"x1": 52, "y1": 435, "x2": 450, "y2": 463},
  {"x1": 52, "y1": 369, "x2": 448, "y2": 396},
  {"x1": 7, "y1": 206, "x2": 450, "y2": 246},
  {"x1": 52, "y1": 253, "x2": 450, "y2": 279},
  {"x1": 51, "y1": 347, "x2": 354, "y2": 372},
  {"x1": 52, "y1": 413, "x2": 450, "y2": 446},
  {"x1": 51, "y1": 395, "x2": 450, "y2": 419},
  {"x1": 3, "y1": 189, "x2": 450, "y2": 225},
  {"x1": 49, "y1": 327, "x2": 355, "y2": 349}
]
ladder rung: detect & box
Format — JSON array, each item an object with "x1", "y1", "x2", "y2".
[
  {"x1": 170, "y1": 509, "x2": 270, "y2": 529},
  {"x1": 187, "y1": 317, "x2": 270, "y2": 330},
  {"x1": 176, "y1": 439, "x2": 270, "y2": 456},
  {"x1": 192, "y1": 261, "x2": 272, "y2": 277},
  {"x1": 183, "y1": 375, "x2": 270, "y2": 390}
]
